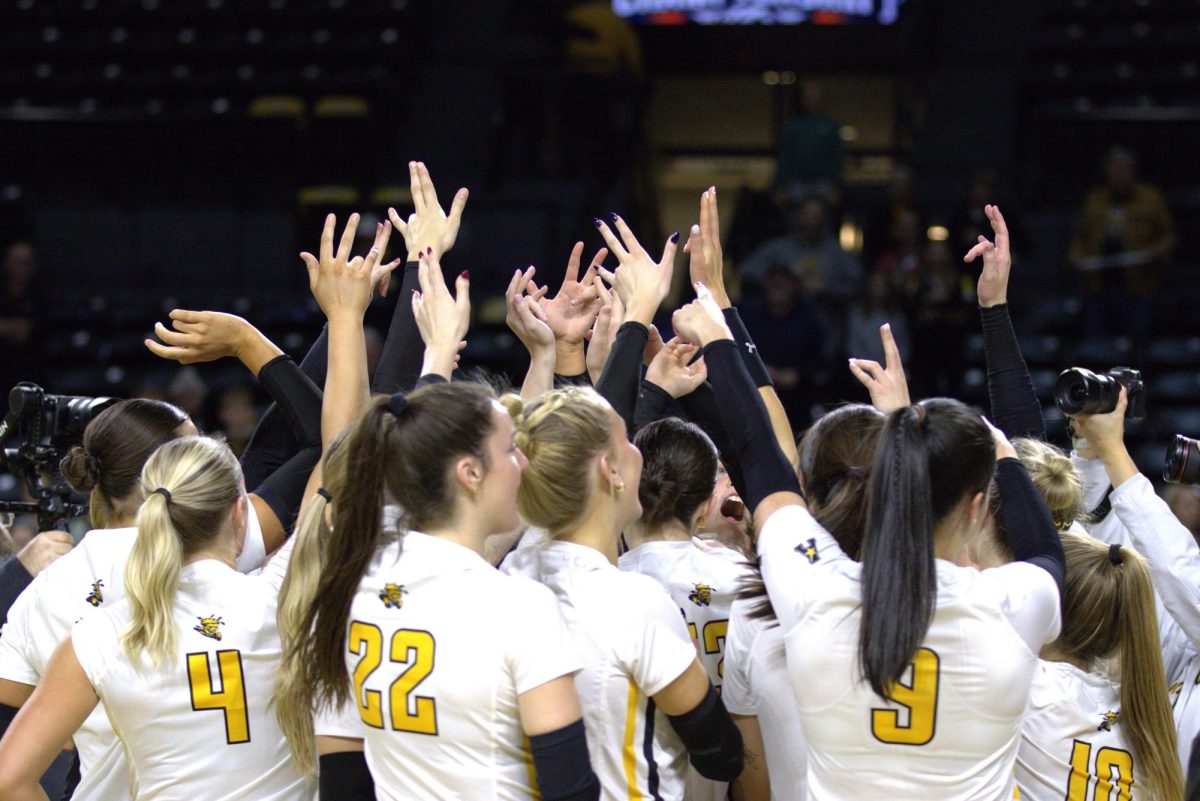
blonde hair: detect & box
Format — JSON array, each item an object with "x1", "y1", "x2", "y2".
[
  {"x1": 122, "y1": 436, "x2": 242, "y2": 669},
  {"x1": 1013, "y1": 438, "x2": 1084, "y2": 530},
  {"x1": 1058, "y1": 532, "x2": 1183, "y2": 801},
  {"x1": 274, "y1": 434, "x2": 350, "y2": 779},
  {"x1": 511, "y1": 387, "x2": 614, "y2": 536}
]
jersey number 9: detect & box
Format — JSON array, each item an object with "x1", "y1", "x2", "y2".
[
  {"x1": 187, "y1": 650, "x2": 251, "y2": 745},
  {"x1": 869, "y1": 647, "x2": 939, "y2": 746},
  {"x1": 349, "y1": 622, "x2": 439, "y2": 736}
]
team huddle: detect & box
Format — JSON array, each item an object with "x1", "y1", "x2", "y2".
[{"x1": 0, "y1": 162, "x2": 1192, "y2": 801}]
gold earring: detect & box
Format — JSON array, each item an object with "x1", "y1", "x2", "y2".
[{"x1": 614, "y1": 478, "x2": 625, "y2": 494}]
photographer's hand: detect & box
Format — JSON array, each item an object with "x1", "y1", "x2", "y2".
[
  {"x1": 145, "y1": 311, "x2": 282, "y2": 375},
  {"x1": 16, "y1": 531, "x2": 73, "y2": 577},
  {"x1": 1070, "y1": 387, "x2": 1138, "y2": 487}
]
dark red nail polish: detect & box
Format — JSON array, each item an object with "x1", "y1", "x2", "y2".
[{"x1": 460, "y1": 271, "x2": 470, "y2": 279}]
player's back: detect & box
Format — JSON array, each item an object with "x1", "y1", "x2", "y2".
[
  {"x1": 1017, "y1": 661, "x2": 1134, "y2": 800},
  {"x1": 71, "y1": 559, "x2": 310, "y2": 801},
  {"x1": 787, "y1": 559, "x2": 1045, "y2": 800},
  {"x1": 347, "y1": 532, "x2": 580, "y2": 801}
]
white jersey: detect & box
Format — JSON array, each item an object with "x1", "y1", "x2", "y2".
[
  {"x1": 759, "y1": 506, "x2": 1061, "y2": 801},
  {"x1": 346, "y1": 531, "x2": 581, "y2": 801},
  {"x1": 723, "y1": 597, "x2": 808, "y2": 801},
  {"x1": 0, "y1": 512, "x2": 265, "y2": 800},
  {"x1": 1017, "y1": 661, "x2": 1132, "y2": 801},
  {"x1": 70, "y1": 550, "x2": 309, "y2": 801},
  {"x1": 619, "y1": 539, "x2": 749, "y2": 801},
  {"x1": 513, "y1": 539, "x2": 697, "y2": 801},
  {"x1": 1074, "y1": 456, "x2": 1200, "y2": 772}
]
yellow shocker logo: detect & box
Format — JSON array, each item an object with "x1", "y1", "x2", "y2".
[
  {"x1": 688, "y1": 583, "x2": 713, "y2": 607},
  {"x1": 194, "y1": 615, "x2": 225, "y2": 641},
  {"x1": 379, "y1": 583, "x2": 406, "y2": 609},
  {"x1": 86, "y1": 579, "x2": 105, "y2": 607},
  {"x1": 1098, "y1": 710, "x2": 1120, "y2": 732}
]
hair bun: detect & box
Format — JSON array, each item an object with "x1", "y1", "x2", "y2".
[{"x1": 60, "y1": 445, "x2": 100, "y2": 493}]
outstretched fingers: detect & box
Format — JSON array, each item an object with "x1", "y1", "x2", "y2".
[{"x1": 880, "y1": 323, "x2": 902, "y2": 373}]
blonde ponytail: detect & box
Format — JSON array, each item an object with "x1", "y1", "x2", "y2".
[
  {"x1": 1013, "y1": 438, "x2": 1084, "y2": 530},
  {"x1": 122, "y1": 436, "x2": 242, "y2": 669},
  {"x1": 1057, "y1": 533, "x2": 1182, "y2": 800}
]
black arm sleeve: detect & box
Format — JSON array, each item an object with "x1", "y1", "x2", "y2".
[
  {"x1": 701, "y1": 340, "x2": 802, "y2": 511},
  {"x1": 677, "y1": 382, "x2": 747, "y2": 501},
  {"x1": 634, "y1": 380, "x2": 675, "y2": 432},
  {"x1": 667, "y1": 684, "x2": 745, "y2": 782},
  {"x1": 530, "y1": 719, "x2": 601, "y2": 801},
  {"x1": 594, "y1": 322, "x2": 648, "y2": 438},
  {"x1": 981, "y1": 304, "x2": 1045, "y2": 440},
  {"x1": 318, "y1": 751, "x2": 375, "y2": 801},
  {"x1": 722, "y1": 306, "x2": 773, "y2": 388},
  {"x1": 249, "y1": 445, "x2": 321, "y2": 534},
  {"x1": 414, "y1": 373, "x2": 447, "y2": 389},
  {"x1": 372, "y1": 261, "x2": 425, "y2": 395},
  {"x1": 0, "y1": 557, "x2": 32, "y2": 628},
  {"x1": 554, "y1": 372, "x2": 593, "y2": 388},
  {"x1": 994, "y1": 457, "x2": 1066, "y2": 593},
  {"x1": 256, "y1": 355, "x2": 323, "y2": 448},
  {"x1": 240, "y1": 326, "x2": 328, "y2": 491}
]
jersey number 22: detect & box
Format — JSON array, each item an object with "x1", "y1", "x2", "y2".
[{"x1": 350, "y1": 621, "x2": 439, "y2": 735}]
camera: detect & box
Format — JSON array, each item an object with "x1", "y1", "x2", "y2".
[
  {"x1": 0, "y1": 382, "x2": 117, "y2": 530},
  {"x1": 1053, "y1": 366, "x2": 1146, "y2": 420},
  {"x1": 1165, "y1": 435, "x2": 1200, "y2": 485}
]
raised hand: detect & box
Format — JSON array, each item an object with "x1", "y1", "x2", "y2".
[
  {"x1": 672, "y1": 282, "x2": 732, "y2": 347},
  {"x1": 534, "y1": 242, "x2": 607, "y2": 345},
  {"x1": 586, "y1": 274, "x2": 624, "y2": 384},
  {"x1": 848, "y1": 323, "x2": 911, "y2": 414},
  {"x1": 412, "y1": 250, "x2": 470, "y2": 347},
  {"x1": 145, "y1": 310, "x2": 257, "y2": 365},
  {"x1": 982, "y1": 415, "x2": 1019, "y2": 461},
  {"x1": 964, "y1": 204, "x2": 1011, "y2": 308},
  {"x1": 593, "y1": 214, "x2": 677, "y2": 326},
  {"x1": 300, "y1": 214, "x2": 389, "y2": 321},
  {"x1": 388, "y1": 161, "x2": 469, "y2": 261},
  {"x1": 505, "y1": 266, "x2": 554, "y2": 355},
  {"x1": 684, "y1": 187, "x2": 731, "y2": 308},
  {"x1": 645, "y1": 337, "x2": 707, "y2": 399}
]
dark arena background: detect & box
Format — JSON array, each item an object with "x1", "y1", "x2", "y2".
[{"x1": 3, "y1": 0, "x2": 1200, "y2": 539}]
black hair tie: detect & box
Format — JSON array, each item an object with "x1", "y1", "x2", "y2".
[
  {"x1": 387, "y1": 393, "x2": 409, "y2": 417},
  {"x1": 1108, "y1": 543, "x2": 1124, "y2": 565},
  {"x1": 151, "y1": 487, "x2": 172, "y2": 504},
  {"x1": 316, "y1": 487, "x2": 333, "y2": 503}
]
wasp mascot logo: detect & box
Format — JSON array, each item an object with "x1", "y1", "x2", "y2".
[
  {"x1": 688, "y1": 583, "x2": 713, "y2": 607},
  {"x1": 1098, "y1": 710, "x2": 1121, "y2": 732},
  {"x1": 379, "y1": 583, "x2": 407, "y2": 609},
  {"x1": 194, "y1": 615, "x2": 225, "y2": 641},
  {"x1": 86, "y1": 579, "x2": 105, "y2": 607}
]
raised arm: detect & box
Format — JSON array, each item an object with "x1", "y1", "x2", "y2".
[
  {"x1": 634, "y1": 337, "x2": 706, "y2": 431},
  {"x1": 530, "y1": 242, "x2": 606, "y2": 384},
  {"x1": 504, "y1": 266, "x2": 556, "y2": 401},
  {"x1": 592, "y1": 214, "x2": 677, "y2": 435},
  {"x1": 411, "y1": 250, "x2": 471, "y2": 383},
  {"x1": 964, "y1": 205, "x2": 1045, "y2": 440}
]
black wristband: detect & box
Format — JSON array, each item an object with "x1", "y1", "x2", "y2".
[
  {"x1": 723, "y1": 307, "x2": 773, "y2": 388},
  {"x1": 667, "y1": 684, "x2": 745, "y2": 782},
  {"x1": 415, "y1": 373, "x2": 448, "y2": 389},
  {"x1": 257, "y1": 355, "x2": 324, "y2": 449},
  {"x1": 554, "y1": 372, "x2": 593, "y2": 388}
]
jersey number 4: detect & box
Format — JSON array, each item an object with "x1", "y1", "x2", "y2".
[
  {"x1": 349, "y1": 621, "x2": 438, "y2": 735},
  {"x1": 869, "y1": 647, "x2": 940, "y2": 746},
  {"x1": 1065, "y1": 739, "x2": 1133, "y2": 801},
  {"x1": 187, "y1": 650, "x2": 250, "y2": 745}
]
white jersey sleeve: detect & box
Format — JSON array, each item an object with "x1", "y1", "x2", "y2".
[
  {"x1": 69, "y1": 608, "x2": 121, "y2": 696},
  {"x1": 1109, "y1": 472, "x2": 1200, "y2": 646},
  {"x1": 721, "y1": 605, "x2": 755, "y2": 717},
  {"x1": 505, "y1": 577, "x2": 583, "y2": 694},
  {"x1": 235, "y1": 499, "x2": 267, "y2": 574},
  {"x1": 0, "y1": 575, "x2": 40, "y2": 686},
  {"x1": 617, "y1": 579, "x2": 698, "y2": 697},
  {"x1": 977, "y1": 561, "x2": 1062, "y2": 652},
  {"x1": 756, "y1": 504, "x2": 848, "y2": 632}
]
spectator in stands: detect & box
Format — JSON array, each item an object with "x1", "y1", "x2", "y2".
[
  {"x1": 1163, "y1": 485, "x2": 1200, "y2": 547},
  {"x1": 847, "y1": 272, "x2": 911, "y2": 367},
  {"x1": 906, "y1": 238, "x2": 970, "y2": 397},
  {"x1": 862, "y1": 164, "x2": 922, "y2": 269},
  {"x1": 215, "y1": 384, "x2": 259, "y2": 459},
  {"x1": 0, "y1": 240, "x2": 41, "y2": 398},
  {"x1": 774, "y1": 82, "x2": 844, "y2": 206},
  {"x1": 1070, "y1": 146, "x2": 1175, "y2": 345},
  {"x1": 166, "y1": 367, "x2": 209, "y2": 432},
  {"x1": 739, "y1": 195, "x2": 862, "y2": 361}
]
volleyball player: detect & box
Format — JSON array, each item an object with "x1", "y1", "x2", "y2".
[{"x1": 672, "y1": 280, "x2": 1065, "y2": 799}]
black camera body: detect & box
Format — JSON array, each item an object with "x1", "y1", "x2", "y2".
[
  {"x1": 0, "y1": 383, "x2": 117, "y2": 530},
  {"x1": 1165, "y1": 435, "x2": 1200, "y2": 485},
  {"x1": 1054, "y1": 366, "x2": 1146, "y2": 420}
]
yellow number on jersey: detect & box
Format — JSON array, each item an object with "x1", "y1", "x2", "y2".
[
  {"x1": 686, "y1": 619, "x2": 730, "y2": 681},
  {"x1": 389, "y1": 630, "x2": 437, "y2": 735},
  {"x1": 348, "y1": 622, "x2": 438, "y2": 735},
  {"x1": 1065, "y1": 740, "x2": 1133, "y2": 801},
  {"x1": 187, "y1": 650, "x2": 250, "y2": 744},
  {"x1": 349, "y1": 622, "x2": 385, "y2": 729},
  {"x1": 870, "y1": 647, "x2": 939, "y2": 746}
]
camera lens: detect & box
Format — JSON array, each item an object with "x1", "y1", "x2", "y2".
[
  {"x1": 1054, "y1": 368, "x2": 1120, "y2": 416},
  {"x1": 1165, "y1": 435, "x2": 1200, "y2": 485}
]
